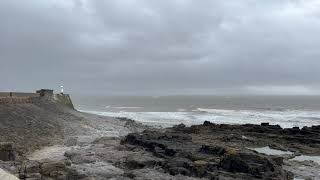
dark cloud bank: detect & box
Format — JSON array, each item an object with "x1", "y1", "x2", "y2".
[{"x1": 0, "y1": 0, "x2": 320, "y2": 95}]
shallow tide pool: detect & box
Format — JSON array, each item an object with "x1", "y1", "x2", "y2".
[
  {"x1": 291, "y1": 155, "x2": 320, "y2": 165},
  {"x1": 248, "y1": 146, "x2": 294, "y2": 156}
]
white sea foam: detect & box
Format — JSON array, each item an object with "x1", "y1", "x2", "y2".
[
  {"x1": 80, "y1": 109, "x2": 320, "y2": 128},
  {"x1": 177, "y1": 108, "x2": 186, "y2": 112},
  {"x1": 291, "y1": 155, "x2": 320, "y2": 165},
  {"x1": 105, "y1": 106, "x2": 142, "y2": 109}
]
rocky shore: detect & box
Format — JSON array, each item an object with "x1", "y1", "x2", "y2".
[
  {"x1": 120, "y1": 122, "x2": 320, "y2": 179},
  {"x1": 0, "y1": 97, "x2": 319, "y2": 179}
]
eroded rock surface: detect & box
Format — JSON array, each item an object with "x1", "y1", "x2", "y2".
[
  {"x1": 119, "y1": 122, "x2": 320, "y2": 179},
  {"x1": 0, "y1": 143, "x2": 15, "y2": 161},
  {"x1": 121, "y1": 131, "x2": 292, "y2": 179}
]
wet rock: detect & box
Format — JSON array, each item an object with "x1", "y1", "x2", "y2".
[
  {"x1": 25, "y1": 161, "x2": 41, "y2": 174},
  {"x1": 271, "y1": 156, "x2": 284, "y2": 166},
  {"x1": 64, "y1": 138, "x2": 78, "y2": 146},
  {"x1": 220, "y1": 152, "x2": 278, "y2": 176},
  {"x1": 123, "y1": 132, "x2": 184, "y2": 157},
  {"x1": 284, "y1": 128, "x2": 301, "y2": 135},
  {"x1": 64, "y1": 150, "x2": 96, "y2": 164},
  {"x1": 25, "y1": 172, "x2": 41, "y2": 179},
  {"x1": 40, "y1": 160, "x2": 70, "y2": 179},
  {"x1": 173, "y1": 123, "x2": 186, "y2": 129},
  {"x1": 92, "y1": 136, "x2": 119, "y2": 144},
  {"x1": 216, "y1": 151, "x2": 292, "y2": 179},
  {"x1": 168, "y1": 167, "x2": 191, "y2": 176},
  {"x1": 70, "y1": 162, "x2": 123, "y2": 178},
  {"x1": 199, "y1": 145, "x2": 226, "y2": 156},
  {"x1": 16, "y1": 161, "x2": 42, "y2": 180},
  {"x1": 116, "y1": 117, "x2": 148, "y2": 132},
  {"x1": 203, "y1": 121, "x2": 214, "y2": 126},
  {"x1": 125, "y1": 153, "x2": 163, "y2": 170},
  {"x1": 0, "y1": 142, "x2": 15, "y2": 161},
  {"x1": 129, "y1": 168, "x2": 201, "y2": 180},
  {"x1": 121, "y1": 126, "x2": 295, "y2": 179},
  {"x1": 268, "y1": 124, "x2": 282, "y2": 130},
  {"x1": 193, "y1": 160, "x2": 209, "y2": 176},
  {"x1": 164, "y1": 157, "x2": 193, "y2": 175}
]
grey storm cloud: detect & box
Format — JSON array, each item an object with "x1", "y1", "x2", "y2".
[{"x1": 0, "y1": 0, "x2": 320, "y2": 95}]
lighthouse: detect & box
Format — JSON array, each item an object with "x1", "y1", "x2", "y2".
[{"x1": 60, "y1": 85, "x2": 64, "y2": 94}]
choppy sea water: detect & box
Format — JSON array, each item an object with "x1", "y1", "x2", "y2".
[{"x1": 74, "y1": 95, "x2": 320, "y2": 128}]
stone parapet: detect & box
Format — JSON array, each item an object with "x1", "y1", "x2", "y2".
[{"x1": 0, "y1": 97, "x2": 39, "y2": 104}]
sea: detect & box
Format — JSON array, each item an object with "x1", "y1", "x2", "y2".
[{"x1": 73, "y1": 95, "x2": 320, "y2": 128}]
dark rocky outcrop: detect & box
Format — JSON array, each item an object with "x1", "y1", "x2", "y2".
[
  {"x1": 120, "y1": 121, "x2": 320, "y2": 179},
  {"x1": 13, "y1": 159, "x2": 80, "y2": 180},
  {"x1": 117, "y1": 117, "x2": 150, "y2": 132},
  {"x1": 122, "y1": 129, "x2": 294, "y2": 179},
  {"x1": 0, "y1": 142, "x2": 15, "y2": 161},
  {"x1": 188, "y1": 121, "x2": 320, "y2": 155}
]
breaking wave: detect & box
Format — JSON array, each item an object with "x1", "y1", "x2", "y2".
[
  {"x1": 105, "y1": 106, "x2": 142, "y2": 109},
  {"x1": 80, "y1": 108, "x2": 320, "y2": 128}
]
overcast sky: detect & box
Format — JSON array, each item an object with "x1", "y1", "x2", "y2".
[{"x1": 0, "y1": 0, "x2": 320, "y2": 95}]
